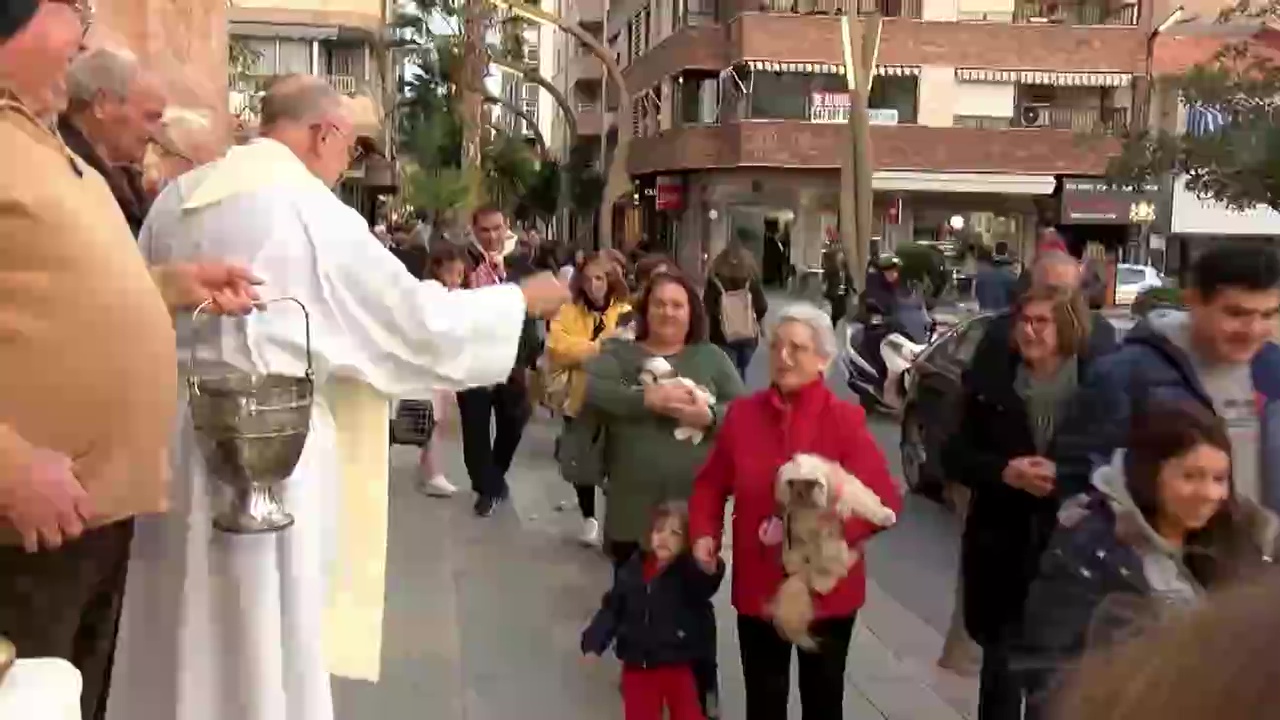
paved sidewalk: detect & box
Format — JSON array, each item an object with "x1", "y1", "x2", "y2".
[{"x1": 332, "y1": 414, "x2": 976, "y2": 719}]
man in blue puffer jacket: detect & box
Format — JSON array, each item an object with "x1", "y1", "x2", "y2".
[{"x1": 1055, "y1": 242, "x2": 1280, "y2": 512}]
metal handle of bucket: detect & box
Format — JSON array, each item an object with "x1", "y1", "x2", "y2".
[{"x1": 187, "y1": 296, "x2": 315, "y2": 394}]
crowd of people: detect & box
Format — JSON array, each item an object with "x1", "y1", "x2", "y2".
[{"x1": 6, "y1": 3, "x2": 1280, "y2": 720}]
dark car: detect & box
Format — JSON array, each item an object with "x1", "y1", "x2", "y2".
[{"x1": 900, "y1": 311, "x2": 1135, "y2": 504}]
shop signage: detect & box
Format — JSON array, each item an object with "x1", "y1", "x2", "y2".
[
  {"x1": 1060, "y1": 177, "x2": 1160, "y2": 225},
  {"x1": 808, "y1": 92, "x2": 899, "y2": 125},
  {"x1": 655, "y1": 175, "x2": 684, "y2": 212}
]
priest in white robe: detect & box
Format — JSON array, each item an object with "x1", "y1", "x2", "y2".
[{"x1": 104, "y1": 75, "x2": 569, "y2": 720}]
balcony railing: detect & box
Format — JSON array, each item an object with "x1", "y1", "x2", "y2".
[
  {"x1": 762, "y1": 0, "x2": 922, "y2": 18},
  {"x1": 1013, "y1": 0, "x2": 1139, "y2": 26},
  {"x1": 326, "y1": 74, "x2": 358, "y2": 94},
  {"x1": 1014, "y1": 105, "x2": 1129, "y2": 133}
]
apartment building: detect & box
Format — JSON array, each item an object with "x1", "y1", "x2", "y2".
[
  {"x1": 227, "y1": 0, "x2": 399, "y2": 222},
  {"x1": 1142, "y1": 21, "x2": 1280, "y2": 280},
  {"x1": 608, "y1": 0, "x2": 1195, "y2": 280},
  {"x1": 549, "y1": 0, "x2": 609, "y2": 162},
  {"x1": 495, "y1": 19, "x2": 559, "y2": 152}
]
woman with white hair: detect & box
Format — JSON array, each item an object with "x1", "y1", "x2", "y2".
[{"x1": 688, "y1": 302, "x2": 903, "y2": 718}]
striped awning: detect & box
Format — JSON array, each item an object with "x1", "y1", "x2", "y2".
[
  {"x1": 955, "y1": 68, "x2": 1134, "y2": 87},
  {"x1": 744, "y1": 60, "x2": 920, "y2": 77}
]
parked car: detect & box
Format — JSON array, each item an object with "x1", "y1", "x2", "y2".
[
  {"x1": 899, "y1": 311, "x2": 1136, "y2": 503},
  {"x1": 1114, "y1": 263, "x2": 1165, "y2": 306}
]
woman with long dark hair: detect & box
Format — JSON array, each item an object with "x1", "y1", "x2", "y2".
[{"x1": 1019, "y1": 401, "x2": 1278, "y2": 717}]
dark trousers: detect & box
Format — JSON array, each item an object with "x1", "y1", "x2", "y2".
[
  {"x1": 978, "y1": 642, "x2": 1024, "y2": 720},
  {"x1": 562, "y1": 416, "x2": 596, "y2": 519},
  {"x1": 737, "y1": 613, "x2": 857, "y2": 720},
  {"x1": 607, "y1": 540, "x2": 721, "y2": 718},
  {"x1": 717, "y1": 340, "x2": 756, "y2": 380},
  {"x1": 0, "y1": 519, "x2": 134, "y2": 720},
  {"x1": 456, "y1": 381, "x2": 530, "y2": 499}
]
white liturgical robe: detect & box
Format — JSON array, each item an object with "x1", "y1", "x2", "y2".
[{"x1": 105, "y1": 139, "x2": 528, "y2": 720}]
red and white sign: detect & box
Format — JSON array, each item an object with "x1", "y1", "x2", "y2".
[{"x1": 655, "y1": 175, "x2": 684, "y2": 211}]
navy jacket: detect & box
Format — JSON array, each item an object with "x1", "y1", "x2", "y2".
[
  {"x1": 1054, "y1": 320, "x2": 1280, "y2": 509},
  {"x1": 581, "y1": 554, "x2": 723, "y2": 669}
]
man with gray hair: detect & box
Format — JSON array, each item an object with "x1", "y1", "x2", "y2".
[
  {"x1": 59, "y1": 45, "x2": 164, "y2": 235},
  {"x1": 105, "y1": 73, "x2": 569, "y2": 720}
]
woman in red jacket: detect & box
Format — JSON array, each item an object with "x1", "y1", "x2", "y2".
[{"x1": 689, "y1": 302, "x2": 902, "y2": 720}]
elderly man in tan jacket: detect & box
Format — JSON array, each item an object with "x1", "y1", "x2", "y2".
[{"x1": 0, "y1": 3, "x2": 259, "y2": 720}]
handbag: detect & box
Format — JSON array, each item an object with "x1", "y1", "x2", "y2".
[
  {"x1": 389, "y1": 398, "x2": 436, "y2": 447},
  {"x1": 556, "y1": 409, "x2": 608, "y2": 488}
]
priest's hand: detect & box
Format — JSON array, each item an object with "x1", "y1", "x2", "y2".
[
  {"x1": 152, "y1": 261, "x2": 263, "y2": 315},
  {"x1": 519, "y1": 272, "x2": 571, "y2": 318},
  {"x1": 0, "y1": 445, "x2": 91, "y2": 553}
]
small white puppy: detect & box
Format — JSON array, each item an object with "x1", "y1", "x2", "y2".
[{"x1": 638, "y1": 356, "x2": 715, "y2": 444}]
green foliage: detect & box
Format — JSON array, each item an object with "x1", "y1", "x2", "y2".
[
  {"x1": 1108, "y1": 3, "x2": 1280, "y2": 209},
  {"x1": 396, "y1": 0, "x2": 543, "y2": 214},
  {"x1": 895, "y1": 243, "x2": 950, "y2": 295},
  {"x1": 566, "y1": 144, "x2": 604, "y2": 214},
  {"x1": 1132, "y1": 286, "x2": 1186, "y2": 317},
  {"x1": 515, "y1": 161, "x2": 562, "y2": 226}
]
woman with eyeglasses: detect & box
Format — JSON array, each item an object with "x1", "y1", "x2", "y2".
[{"x1": 941, "y1": 285, "x2": 1107, "y2": 720}]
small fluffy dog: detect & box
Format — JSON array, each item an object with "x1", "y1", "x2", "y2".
[
  {"x1": 638, "y1": 356, "x2": 716, "y2": 444},
  {"x1": 768, "y1": 453, "x2": 897, "y2": 648}
]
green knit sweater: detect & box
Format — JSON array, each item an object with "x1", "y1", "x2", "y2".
[{"x1": 583, "y1": 339, "x2": 746, "y2": 543}]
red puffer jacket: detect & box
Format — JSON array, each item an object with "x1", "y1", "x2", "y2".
[{"x1": 689, "y1": 379, "x2": 902, "y2": 619}]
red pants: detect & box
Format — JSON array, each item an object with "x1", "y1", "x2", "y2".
[{"x1": 621, "y1": 664, "x2": 706, "y2": 720}]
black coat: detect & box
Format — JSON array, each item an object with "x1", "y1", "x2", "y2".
[
  {"x1": 58, "y1": 116, "x2": 151, "y2": 237},
  {"x1": 940, "y1": 314, "x2": 1111, "y2": 647},
  {"x1": 581, "y1": 554, "x2": 723, "y2": 668}
]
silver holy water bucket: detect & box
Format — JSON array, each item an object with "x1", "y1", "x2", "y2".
[{"x1": 187, "y1": 297, "x2": 315, "y2": 534}]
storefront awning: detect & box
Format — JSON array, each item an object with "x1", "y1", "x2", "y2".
[
  {"x1": 229, "y1": 22, "x2": 340, "y2": 40},
  {"x1": 872, "y1": 171, "x2": 1056, "y2": 195},
  {"x1": 955, "y1": 68, "x2": 1134, "y2": 87},
  {"x1": 743, "y1": 60, "x2": 920, "y2": 77}
]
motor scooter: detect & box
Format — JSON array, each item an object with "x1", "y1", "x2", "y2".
[{"x1": 843, "y1": 292, "x2": 931, "y2": 413}]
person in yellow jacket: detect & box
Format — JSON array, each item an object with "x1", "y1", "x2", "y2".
[{"x1": 547, "y1": 252, "x2": 631, "y2": 545}]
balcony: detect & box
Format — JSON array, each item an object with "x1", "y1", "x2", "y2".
[
  {"x1": 1015, "y1": 104, "x2": 1129, "y2": 134},
  {"x1": 627, "y1": 121, "x2": 1119, "y2": 175},
  {"x1": 1013, "y1": 0, "x2": 1139, "y2": 26},
  {"x1": 758, "y1": 0, "x2": 922, "y2": 19},
  {"x1": 569, "y1": 53, "x2": 605, "y2": 84},
  {"x1": 565, "y1": 0, "x2": 604, "y2": 24},
  {"x1": 326, "y1": 74, "x2": 358, "y2": 94},
  {"x1": 575, "y1": 102, "x2": 607, "y2": 135}
]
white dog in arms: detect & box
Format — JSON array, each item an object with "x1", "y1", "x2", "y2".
[{"x1": 638, "y1": 356, "x2": 716, "y2": 444}]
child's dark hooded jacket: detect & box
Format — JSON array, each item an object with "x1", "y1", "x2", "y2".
[{"x1": 581, "y1": 553, "x2": 724, "y2": 668}]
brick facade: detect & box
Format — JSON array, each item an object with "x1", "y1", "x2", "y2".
[{"x1": 629, "y1": 121, "x2": 1118, "y2": 175}]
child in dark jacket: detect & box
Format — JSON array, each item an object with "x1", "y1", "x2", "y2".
[{"x1": 581, "y1": 501, "x2": 724, "y2": 720}]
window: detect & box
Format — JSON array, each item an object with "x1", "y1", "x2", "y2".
[
  {"x1": 677, "y1": 71, "x2": 719, "y2": 125},
  {"x1": 276, "y1": 40, "x2": 312, "y2": 75},
  {"x1": 525, "y1": 44, "x2": 539, "y2": 64},
  {"x1": 521, "y1": 98, "x2": 539, "y2": 132},
  {"x1": 522, "y1": 83, "x2": 539, "y2": 101}
]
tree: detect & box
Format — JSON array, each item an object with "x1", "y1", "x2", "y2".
[
  {"x1": 396, "y1": 0, "x2": 535, "y2": 222},
  {"x1": 1108, "y1": 3, "x2": 1280, "y2": 210}
]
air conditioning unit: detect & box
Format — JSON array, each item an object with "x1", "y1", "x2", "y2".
[{"x1": 1019, "y1": 104, "x2": 1049, "y2": 128}]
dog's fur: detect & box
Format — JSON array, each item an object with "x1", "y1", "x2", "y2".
[
  {"x1": 768, "y1": 453, "x2": 897, "y2": 648},
  {"x1": 638, "y1": 356, "x2": 716, "y2": 444}
]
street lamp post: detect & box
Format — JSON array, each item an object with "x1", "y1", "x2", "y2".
[{"x1": 492, "y1": 0, "x2": 631, "y2": 248}]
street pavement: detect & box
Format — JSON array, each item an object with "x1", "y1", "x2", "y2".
[{"x1": 334, "y1": 308, "x2": 978, "y2": 720}]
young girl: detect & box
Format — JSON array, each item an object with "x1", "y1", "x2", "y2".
[
  {"x1": 414, "y1": 246, "x2": 468, "y2": 497},
  {"x1": 1019, "y1": 401, "x2": 1277, "y2": 718},
  {"x1": 581, "y1": 501, "x2": 724, "y2": 720}
]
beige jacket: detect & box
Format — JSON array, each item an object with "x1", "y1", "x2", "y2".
[{"x1": 0, "y1": 92, "x2": 177, "y2": 539}]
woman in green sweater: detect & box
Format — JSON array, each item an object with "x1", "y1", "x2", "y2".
[
  {"x1": 584, "y1": 271, "x2": 747, "y2": 567},
  {"x1": 583, "y1": 270, "x2": 744, "y2": 720}
]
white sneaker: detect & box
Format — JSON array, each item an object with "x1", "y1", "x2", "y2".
[
  {"x1": 578, "y1": 518, "x2": 601, "y2": 546},
  {"x1": 417, "y1": 475, "x2": 458, "y2": 498}
]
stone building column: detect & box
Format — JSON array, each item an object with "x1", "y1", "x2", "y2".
[{"x1": 91, "y1": 0, "x2": 231, "y2": 148}]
